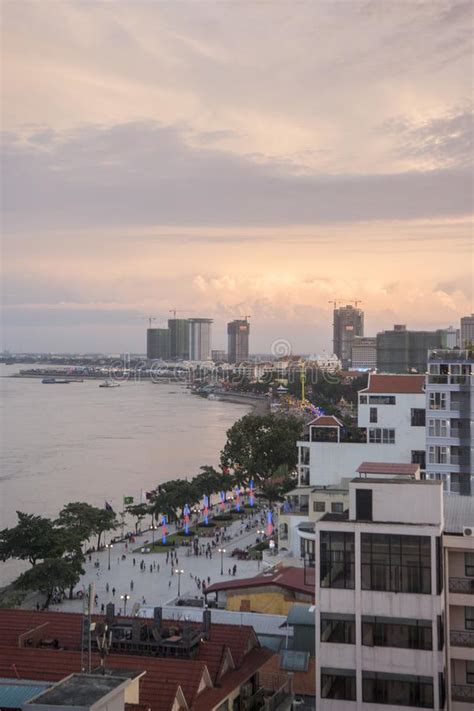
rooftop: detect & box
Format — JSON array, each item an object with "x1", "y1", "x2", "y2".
[
  {"x1": 0, "y1": 679, "x2": 51, "y2": 708},
  {"x1": 351, "y1": 477, "x2": 441, "y2": 486},
  {"x1": 287, "y1": 604, "x2": 316, "y2": 627},
  {"x1": 444, "y1": 495, "x2": 474, "y2": 534},
  {"x1": 204, "y1": 566, "x2": 314, "y2": 599},
  {"x1": 26, "y1": 674, "x2": 128, "y2": 706},
  {"x1": 307, "y1": 415, "x2": 343, "y2": 428},
  {"x1": 356, "y1": 462, "x2": 420, "y2": 476},
  {"x1": 360, "y1": 373, "x2": 425, "y2": 394}
]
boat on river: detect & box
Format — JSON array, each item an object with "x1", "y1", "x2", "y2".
[
  {"x1": 41, "y1": 377, "x2": 71, "y2": 384},
  {"x1": 99, "y1": 380, "x2": 120, "y2": 388}
]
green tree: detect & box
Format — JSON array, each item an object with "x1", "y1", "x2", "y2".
[
  {"x1": 16, "y1": 557, "x2": 84, "y2": 608},
  {"x1": 126, "y1": 503, "x2": 149, "y2": 533},
  {"x1": 221, "y1": 413, "x2": 302, "y2": 486},
  {"x1": 0, "y1": 512, "x2": 63, "y2": 566},
  {"x1": 56, "y1": 502, "x2": 117, "y2": 550},
  {"x1": 149, "y1": 479, "x2": 199, "y2": 522}
]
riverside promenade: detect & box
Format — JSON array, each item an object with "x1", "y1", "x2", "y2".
[{"x1": 45, "y1": 507, "x2": 275, "y2": 616}]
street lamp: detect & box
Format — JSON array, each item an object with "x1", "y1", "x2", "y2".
[
  {"x1": 106, "y1": 543, "x2": 113, "y2": 571},
  {"x1": 175, "y1": 569, "x2": 184, "y2": 597},
  {"x1": 120, "y1": 593, "x2": 130, "y2": 616},
  {"x1": 218, "y1": 548, "x2": 226, "y2": 575}
]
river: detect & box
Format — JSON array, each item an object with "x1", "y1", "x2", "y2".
[{"x1": 0, "y1": 364, "x2": 250, "y2": 584}]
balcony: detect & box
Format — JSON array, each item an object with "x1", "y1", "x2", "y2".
[
  {"x1": 452, "y1": 684, "x2": 474, "y2": 704},
  {"x1": 450, "y1": 629, "x2": 474, "y2": 648},
  {"x1": 449, "y1": 577, "x2": 474, "y2": 594}
]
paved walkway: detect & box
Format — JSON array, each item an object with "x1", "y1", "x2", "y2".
[{"x1": 47, "y1": 508, "x2": 273, "y2": 616}]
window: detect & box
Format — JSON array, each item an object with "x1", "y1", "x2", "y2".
[
  {"x1": 321, "y1": 669, "x2": 356, "y2": 701},
  {"x1": 321, "y1": 615, "x2": 355, "y2": 644},
  {"x1": 320, "y1": 531, "x2": 355, "y2": 589},
  {"x1": 370, "y1": 407, "x2": 378, "y2": 423},
  {"x1": 362, "y1": 617, "x2": 432, "y2": 650},
  {"x1": 465, "y1": 553, "x2": 474, "y2": 577},
  {"x1": 411, "y1": 409, "x2": 426, "y2": 426},
  {"x1": 331, "y1": 502, "x2": 344, "y2": 513},
  {"x1": 411, "y1": 450, "x2": 426, "y2": 469},
  {"x1": 369, "y1": 428, "x2": 395, "y2": 444},
  {"x1": 313, "y1": 501, "x2": 326, "y2": 513},
  {"x1": 361, "y1": 534, "x2": 431, "y2": 594},
  {"x1": 465, "y1": 607, "x2": 474, "y2": 631},
  {"x1": 362, "y1": 672, "x2": 434, "y2": 708},
  {"x1": 428, "y1": 446, "x2": 448, "y2": 464},
  {"x1": 360, "y1": 395, "x2": 368, "y2": 404},
  {"x1": 429, "y1": 392, "x2": 446, "y2": 410},
  {"x1": 300, "y1": 446, "x2": 310, "y2": 465},
  {"x1": 356, "y1": 488, "x2": 373, "y2": 521},
  {"x1": 428, "y1": 419, "x2": 447, "y2": 437},
  {"x1": 369, "y1": 395, "x2": 396, "y2": 405},
  {"x1": 467, "y1": 661, "x2": 474, "y2": 685}
]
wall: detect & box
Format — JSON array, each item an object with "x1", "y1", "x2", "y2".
[{"x1": 224, "y1": 588, "x2": 312, "y2": 616}]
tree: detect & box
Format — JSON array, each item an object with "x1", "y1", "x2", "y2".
[
  {"x1": 221, "y1": 413, "x2": 302, "y2": 486},
  {"x1": 149, "y1": 479, "x2": 200, "y2": 522},
  {"x1": 56, "y1": 502, "x2": 117, "y2": 550},
  {"x1": 16, "y1": 557, "x2": 84, "y2": 608},
  {"x1": 0, "y1": 512, "x2": 64, "y2": 566},
  {"x1": 126, "y1": 503, "x2": 148, "y2": 533}
]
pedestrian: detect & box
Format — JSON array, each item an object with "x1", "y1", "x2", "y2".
[
  {"x1": 133, "y1": 558, "x2": 136, "y2": 566},
  {"x1": 112, "y1": 587, "x2": 116, "y2": 597},
  {"x1": 157, "y1": 564, "x2": 160, "y2": 572},
  {"x1": 169, "y1": 580, "x2": 172, "y2": 588},
  {"x1": 150, "y1": 564, "x2": 153, "y2": 573},
  {"x1": 101, "y1": 603, "x2": 105, "y2": 614},
  {"x1": 130, "y1": 580, "x2": 134, "y2": 590},
  {"x1": 233, "y1": 564, "x2": 237, "y2": 576},
  {"x1": 94, "y1": 594, "x2": 99, "y2": 605},
  {"x1": 228, "y1": 568, "x2": 231, "y2": 575},
  {"x1": 207, "y1": 576, "x2": 210, "y2": 585},
  {"x1": 106, "y1": 583, "x2": 109, "y2": 593}
]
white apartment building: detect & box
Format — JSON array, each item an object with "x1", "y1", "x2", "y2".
[
  {"x1": 425, "y1": 349, "x2": 473, "y2": 496},
  {"x1": 443, "y1": 496, "x2": 474, "y2": 711},
  {"x1": 297, "y1": 374, "x2": 426, "y2": 489},
  {"x1": 315, "y1": 477, "x2": 446, "y2": 710}
]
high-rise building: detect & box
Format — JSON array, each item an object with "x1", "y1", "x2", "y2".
[
  {"x1": 351, "y1": 336, "x2": 376, "y2": 370},
  {"x1": 461, "y1": 314, "x2": 474, "y2": 347},
  {"x1": 333, "y1": 305, "x2": 364, "y2": 369},
  {"x1": 227, "y1": 320, "x2": 250, "y2": 364},
  {"x1": 146, "y1": 328, "x2": 169, "y2": 361},
  {"x1": 168, "y1": 319, "x2": 189, "y2": 360},
  {"x1": 211, "y1": 349, "x2": 227, "y2": 362},
  {"x1": 314, "y1": 475, "x2": 446, "y2": 710},
  {"x1": 425, "y1": 348, "x2": 473, "y2": 495},
  {"x1": 376, "y1": 325, "x2": 446, "y2": 373},
  {"x1": 188, "y1": 318, "x2": 213, "y2": 361}
]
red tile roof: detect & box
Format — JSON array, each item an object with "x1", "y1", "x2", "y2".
[
  {"x1": 356, "y1": 462, "x2": 420, "y2": 476},
  {"x1": 307, "y1": 415, "x2": 343, "y2": 427},
  {"x1": 0, "y1": 609, "x2": 269, "y2": 711},
  {"x1": 361, "y1": 374, "x2": 425, "y2": 394},
  {"x1": 204, "y1": 566, "x2": 314, "y2": 600}
]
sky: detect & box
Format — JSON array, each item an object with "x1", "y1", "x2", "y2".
[{"x1": 1, "y1": 0, "x2": 472, "y2": 354}]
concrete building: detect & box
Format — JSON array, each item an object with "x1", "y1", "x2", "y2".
[
  {"x1": 333, "y1": 305, "x2": 364, "y2": 369},
  {"x1": 168, "y1": 318, "x2": 189, "y2": 360},
  {"x1": 460, "y1": 315, "x2": 474, "y2": 348},
  {"x1": 227, "y1": 320, "x2": 250, "y2": 364},
  {"x1": 296, "y1": 374, "x2": 426, "y2": 489},
  {"x1": 211, "y1": 349, "x2": 226, "y2": 362},
  {"x1": 376, "y1": 324, "x2": 447, "y2": 374},
  {"x1": 425, "y1": 349, "x2": 473, "y2": 496},
  {"x1": 314, "y1": 476, "x2": 446, "y2": 710},
  {"x1": 188, "y1": 318, "x2": 213, "y2": 361},
  {"x1": 443, "y1": 496, "x2": 474, "y2": 711},
  {"x1": 351, "y1": 336, "x2": 376, "y2": 370},
  {"x1": 146, "y1": 327, "x2": 169, "y2": 361}
]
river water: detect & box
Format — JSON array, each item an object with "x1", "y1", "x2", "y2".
[{"x1": 0, "y1": 364, "x2": 249, "y2": 584}]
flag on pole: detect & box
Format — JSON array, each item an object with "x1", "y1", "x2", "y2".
[
  {"x1": 105, "y1": 501, "x2": 114, "y2": 512},
  {"x1": 123, "y1": 496, "x2": 134, "y2": 506}
]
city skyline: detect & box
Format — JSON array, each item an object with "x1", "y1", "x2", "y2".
[{"x1": 2, "y1": 1, "x2": 472, "y2": 353}]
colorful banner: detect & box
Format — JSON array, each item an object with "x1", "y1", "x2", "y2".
[
  {"x1": 235, "y1": 486, "x2": 241, "y2": 512},
  {"x1": 249, "y1": 479, "x2": 254, "y2": 507},
  {"x1": 162, "y1": 515, "x2": 167, "y2": 544},
  {"x1": 123, "y1": 496, "x2": 134, "y2": 506},
  {"x1": 220, "y1": 491, "x2": 226, "y2": 511},
  {"x1": 266, "y1": 510, "x2": 273, "y2": 536},
  {"x1": 203, "y1": 495, "x2": 209, "y2": 525},
  {"x1": 183, "y1": 503, "x2": 190, "y2": 534}
]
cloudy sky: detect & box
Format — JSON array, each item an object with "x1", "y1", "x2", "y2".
[{"x1": 1, "y1": 0, "x2": 472, "y2": 354}]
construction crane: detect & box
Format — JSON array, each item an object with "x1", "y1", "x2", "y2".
[
  {"x1": 140, "y1": 316, "x2": 156, "y2": 329},
  {"x1": 328, "y1": 299, "x2": 362, "y2": 310},
  {"x1": 169, "y1": 309, "x2": 185, "y2": 319},
  {"x1": 353, "y1": 300, "x2": 362, "y2": 308}
]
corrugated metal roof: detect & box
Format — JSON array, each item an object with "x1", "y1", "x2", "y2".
[
  {"x1": 444, "y1": 495, "x2": 474, "y2": 534},
  {"x1": 0, "y1": 679, "x2": 51, "y2": 707}
]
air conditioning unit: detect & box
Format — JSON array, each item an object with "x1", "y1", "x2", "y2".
[{"x1": 463, "y1": 527, "x2": 474, "y2": 537}]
